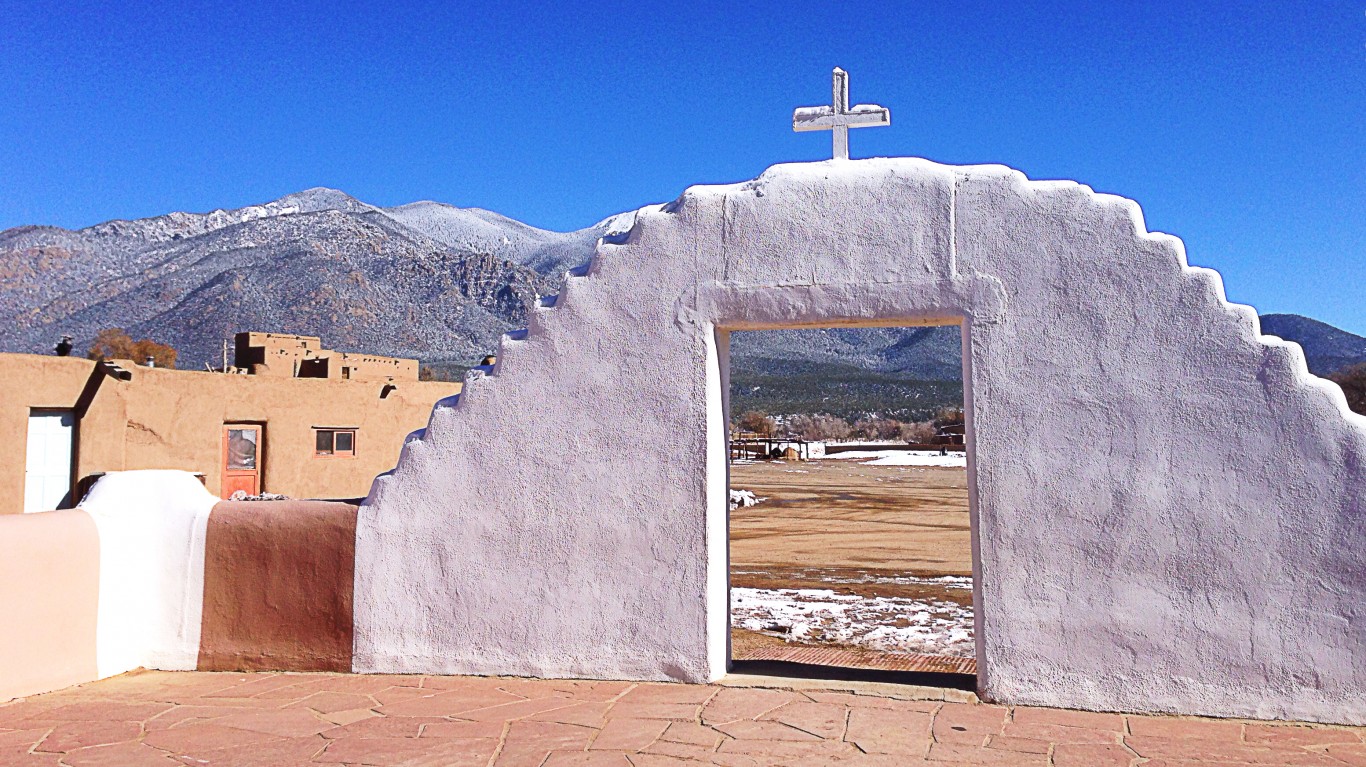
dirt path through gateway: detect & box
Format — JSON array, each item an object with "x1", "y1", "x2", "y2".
[{"x1": 729, "y1": 458, "x2": 973, "y2": 662}]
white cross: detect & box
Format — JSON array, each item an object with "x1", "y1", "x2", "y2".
[{"x1": 792, "y1": 67, "x2": 890, "y2": 160}]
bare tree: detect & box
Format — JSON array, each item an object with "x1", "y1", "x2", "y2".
[
  {"x1": 737, "y1": 410, "x2": 776, "y2": 437},
  {"x1": 899, "y1": 420, "x2": 937, "y2": 444},
  {"x1": 88, "y1": 328, "x2": 178, "y2": 369},
  {"x1": 788, "y1": 413, "x2": 852, "y2": 441},
  {"x1": 934, "y1": 406, "x2": 965, "y2": 428},
  {"x1": 852, "y1": 417, "x2": 902, "y2": 440}
]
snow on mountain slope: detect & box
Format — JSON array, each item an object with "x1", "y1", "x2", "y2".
[
  {"x1": 379, "y1": 201, "x2": 666, "y2": 276},
  {"x1": 83, "y1": 188, "x2": 376, "y2": 243},
  {"x1": 5, "y1": 185, "x2": 1360, "y2": 401},
  {"x1": 379, "y1": 201, "x2": 603, "y2": 276}
]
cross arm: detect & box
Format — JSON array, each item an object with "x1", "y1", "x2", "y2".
[{"x1": 792, "y1": 104, "x2": 891, "y2": 131}]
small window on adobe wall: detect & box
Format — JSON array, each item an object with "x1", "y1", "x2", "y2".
[{"x1": 314, "y1": 429, "x2": 356, "y2": 457}]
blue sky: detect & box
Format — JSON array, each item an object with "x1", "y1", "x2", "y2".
[{"x1": 2, "y1": 1, "x2": 1363, "y2": 332}]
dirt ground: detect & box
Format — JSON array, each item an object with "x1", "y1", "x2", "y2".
[
  {"x1": 729, "y1": 458, "x2": 972, "y2": 660},
  {"x1": 730, "y1": 459, "x2": 971, "y2": 578}
]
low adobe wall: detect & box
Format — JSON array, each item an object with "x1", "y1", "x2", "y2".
[
  {"x1": 0, "y1": 472, "x2": 359, "y2": 703},
  {"x1": 198, "y1": 500, "x2": 357, "y2": 672},
  {"x1": 0, "y1": 510, "x2": 100, "y2": 700},
  {"x1": 823, "y1": 443, "x2": 967, "y2": 455}
]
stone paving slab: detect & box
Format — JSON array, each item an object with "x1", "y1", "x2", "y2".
[{"x1": 0, "y1": 670, "x2": 1361, "y2": 766}]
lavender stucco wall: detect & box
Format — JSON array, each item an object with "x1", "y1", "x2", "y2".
[{"x1": 354, "y1": 158, "x2": 1365, "y2": 724}]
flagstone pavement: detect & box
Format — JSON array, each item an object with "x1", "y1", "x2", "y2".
[{"x1": 1, "y1": 670, "x2": 1363, "y2": 766}]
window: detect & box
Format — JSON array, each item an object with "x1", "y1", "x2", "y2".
[
  {"x1": 314, "y1": 428, "x2": 356, "y2": 457},
  {"x1": 227, "y1": 428, "x2": 259, "y2": 469}
]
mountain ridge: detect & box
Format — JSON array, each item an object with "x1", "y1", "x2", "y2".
[
  {"x1": 1258, "y1": 313, "x2": 1366, "y2": 377},
  {"x1": 0, "y1": 191, "x2": 575, "y2": 367},
  {"x1": 2, "y1": 191, "x2": 1361, "y2": 404}
]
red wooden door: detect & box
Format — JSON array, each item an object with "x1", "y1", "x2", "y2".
[{"x1": 222, "y1": 425, "x2": 261, "y2": 498}]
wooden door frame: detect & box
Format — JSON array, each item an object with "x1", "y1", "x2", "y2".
[{"x1": 222, "y1": 423, "x2": 264, "y2": 497}]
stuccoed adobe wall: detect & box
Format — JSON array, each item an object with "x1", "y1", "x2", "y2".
[
  {"x1": 355, "y1": 158, "x2": 1366, "y2": 724},
  {"x1": 0, "y1": 510, "x2": 100, "y2": 700}
]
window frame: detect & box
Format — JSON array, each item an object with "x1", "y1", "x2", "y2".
[{"x1": 313, "y1": 427, "x2": 357, "y2": 458}]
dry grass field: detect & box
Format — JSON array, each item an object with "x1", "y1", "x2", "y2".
[{"x1": 729, "y1": 458, "x2": 973, "y2": 660}]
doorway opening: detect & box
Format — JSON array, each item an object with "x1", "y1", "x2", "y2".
[
  {"x1": 724, "y1": 322, "x2": 976, "y2": 687},
  {"x1": 24, "y1": 409, "x2": 77, "y2": 513}
]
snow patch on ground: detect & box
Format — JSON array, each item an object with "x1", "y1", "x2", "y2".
[
  {"x1": 734, "y1": 570, "x2": 973, "y2": 590},
  {"x1": 729, "y1": 489, "x2": 766, "y2": 509},
  {"x1": 833, "y1": 573, "x2": 972, "y2": 589},
  {"x1": 732, "y1": 586, "x2": 974, "y2": 657},
  {"x1": 824, "y1": 450, "x2": 967, "y2": 468}
]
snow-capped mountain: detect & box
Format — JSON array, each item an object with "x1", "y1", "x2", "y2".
[{"x1": 0, "y1": 189, "x2": 605, "y2": 368}]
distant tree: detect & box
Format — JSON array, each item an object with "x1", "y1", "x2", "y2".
[
  {"x1": 785, "y1": 415, "x2": 810, "y2": 439},
  {"x1": 87, "y1": 328, "x2": 178, "y2": 369},
  {"x1": 850, "y1": 419, "x2": 873, "y2": 440},
  {"x1": 788, "y1": 413, "x2": 852, "y2": 441},
  {"x1": 1330, "y1": 363, "x2": 1366, "y2": 416},
  {"x1": 899, "y1": 420, "x2": 937, "y2": 444},
  {"x1": 852, "y1": 417, "x2": 902, "y2": 441},
  {"x1": 737, "y1": 410, "x2": 775, "y2": 437}
]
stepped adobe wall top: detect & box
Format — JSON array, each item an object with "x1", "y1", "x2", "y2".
[{"x1": 357, "y1": 157, "x2": 1366, "y2": 724}]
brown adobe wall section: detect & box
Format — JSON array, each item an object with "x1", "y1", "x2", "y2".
[
  {"x1": 197, "y1": 500, "x2": 357, "y2": 672},
  {"x1": 0, "y1": 510, "x2": 101, "y2": 701},
  {"x1": 235, "y1": 331, "x2": 419, "y2": 382}
]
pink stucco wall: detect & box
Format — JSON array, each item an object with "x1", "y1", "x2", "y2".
[{"x1": 0, "y1": 510, "x2": 101, "y2": 701}]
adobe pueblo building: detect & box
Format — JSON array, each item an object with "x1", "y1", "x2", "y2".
[
  {"x1": 2, "y1": 157, "x2": 1363, "y2": 726},
  {"x1": 233, "y1": 331, "x2": 419, "y2": 381},
  {"x1": 2, "y1": 332, "x2": 460, "y2": 510}
]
